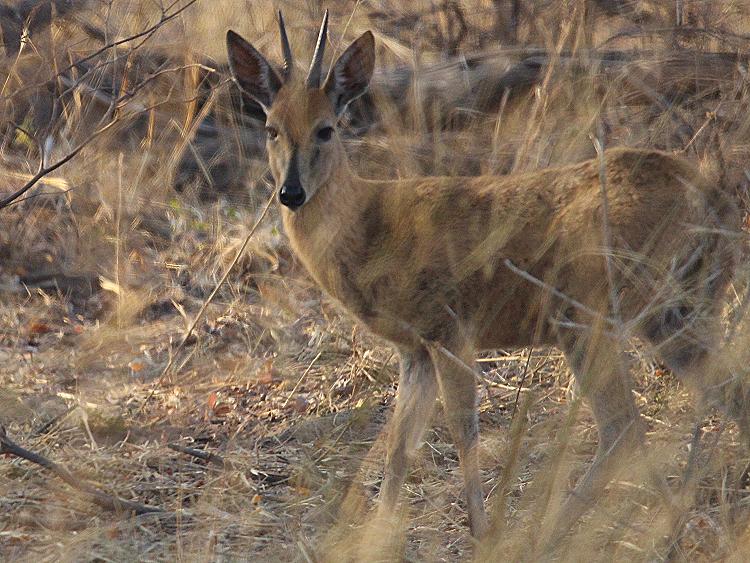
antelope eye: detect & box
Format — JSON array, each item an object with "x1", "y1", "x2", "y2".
[
  {"x1": 316, "y1": 126, "x2": 334, "y2": 142},
  {"x1": 266, "y1": 126, "x2": 278, "y2": 141}
]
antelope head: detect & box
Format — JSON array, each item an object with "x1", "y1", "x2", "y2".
[{"x1": 226, "y1": 11, "x2": 375, "y2": 210}]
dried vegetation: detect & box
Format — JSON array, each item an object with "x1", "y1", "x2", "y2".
[{"x1": 3, "y1": 0, "x2": 750, "y2": 560}]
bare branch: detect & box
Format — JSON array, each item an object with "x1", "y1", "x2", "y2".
[
  {"x1": 56, "y1": 0, "x2": 200, "y2": 80},
  {"x1": 0, "y1": 117, "x2": 119, "y2": 209},
  {"x1": 168, "y1": 443, "x2": 228, "y2": 468},
  {"x1": 503, "y1": 258, "x2": 618, "y2": 326},
  {"x1": 1, "y1": 75, "x2": 221, "y2": 210},
  {"x1": 4, "y1": 0, "x2": 201, "y2": 103},
  {"x1": 0, "y1": 425, "x2": 164, "y2": 516}
]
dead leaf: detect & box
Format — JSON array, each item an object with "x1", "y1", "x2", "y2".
[
  {"x1": 213, "y1": 403, "x2": 233, "y2": 417},
  {"x1": 207, "y1": 392, "x2": 218, "y2": 410},
  {"x1": 29, "y1": 321, "x2": 53, "y2": 335},
  {"x1": 257, "y1": 358, "x2": 277, "y2": 385}
]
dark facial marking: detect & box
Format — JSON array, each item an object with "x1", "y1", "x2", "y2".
[
  {"x1": 310, "y1": 145, "x2": 321, "y2": 168},
  {"x1": 360, "y1": 197, "x2": 384, "y2": 252},
  {"x1": 279, "y1": 146, "x2": 306, "y2": 209}
]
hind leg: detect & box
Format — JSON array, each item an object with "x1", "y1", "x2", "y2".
[
  {"x1": 637, "y1": 298, "x2": 750, "y2": 551},
  {"x1": 548, "y1": 313, "x2": 645, "y2": 543},
  {"x1": 637, "y1": 226, "x2": 749, "y2": 443},
  {"x1": 639, "y1": 301, "x2": 750, "y2": 445},
  {"x1": 429, "y1": 343, "x2": 489, "y2": 538}
]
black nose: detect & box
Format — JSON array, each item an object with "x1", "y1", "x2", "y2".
[{"x1": 279, "y1": 184, "x2": 306, "y2": 209}]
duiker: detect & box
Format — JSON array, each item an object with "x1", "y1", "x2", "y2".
[{"x1": 227, "y1": 11, "x2": 747, "y2": 543}]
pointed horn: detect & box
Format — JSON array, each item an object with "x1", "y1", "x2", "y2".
[
  {"x1": 305, "y1": 9, "x2": 328, "y2": 88},
  {"x1": 278, "y1": 11, "x2": 293, "y2": 79}
]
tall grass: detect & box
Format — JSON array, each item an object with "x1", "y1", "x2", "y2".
[{"x1": 1, "y1": 1, "x2": 750, "y2": 560}]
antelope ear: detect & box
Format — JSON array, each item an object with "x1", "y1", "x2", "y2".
[
  {"x1": 226, "y1": 30, "x2": 282, "y2": 112},
  {"x1": 323, "y1": 31, "x2": 375, "y2": 116}
]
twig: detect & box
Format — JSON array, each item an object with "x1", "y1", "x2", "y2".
[
  {"x1": 282, "y1": 352, "x2": 322, "y2": 408},
  {"x1": 3, "y1": 187, "x2": 73, "y2": 209},
  {"x1": 511, "y1": 347, "x2": 533, "y2": 419},
  {"x1": 591, "y1": 130, "x2": 623, "y2": 326},
  {"x1": 0, "y1": 117, "x2": 119, "y2": 209},
  {"x1": 31, "y1": 406, "x2": 76, "y2": 437},
  {"x1": 680, "y1": 106, "x2": 719, "y2": 153},
  {"x1": 1, "y1": 84, "x2": 216, "y2": 211},
  {"x1": 160, "y1": 193, "x2": 274, "y2": 381},
  {"x1": 10, "y1": 0, "x2": 201, "y2": 100},
  {"x1": 167, "y1": 443, "x2": 289, "y2": 484},
  {"x1": 168, "y1": 443, "x2": 228, "y2": 468},
  {"x1": 503, "y1": 258, "x2": 617, "y2": 326},
  {"x1": 0, "y1": 425, "x2": 164, "y2": 516}
]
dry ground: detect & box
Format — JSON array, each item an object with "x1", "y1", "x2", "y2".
[{"x1": 4, "y1": 1, "x2": 750, "y2": 561}]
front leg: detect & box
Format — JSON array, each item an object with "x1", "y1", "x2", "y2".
[{"x1": 377, "y1": 347, "x2": 439, "y2": 518}]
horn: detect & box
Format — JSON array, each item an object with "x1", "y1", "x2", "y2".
[
  {"x1": 305, "y1": 9, "x2": 329, "y2": 88},
  {"x1": 278, "y1": 10, "x2": 293, "y2": 79}
]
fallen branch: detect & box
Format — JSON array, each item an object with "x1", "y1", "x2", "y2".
[
  {"x1": 168, "y1": 443, "x2": 228, "y2": 468},
  {"x1": 167, "y1": 443, "x2": 289, "y2": 484},
  {"x1": 0, "y1": 425, "x2": 164, "y2": 516}
]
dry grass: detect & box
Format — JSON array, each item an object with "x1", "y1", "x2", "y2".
[{"x1": 3, "y1": 0, "x2": 750, "y2": 561}]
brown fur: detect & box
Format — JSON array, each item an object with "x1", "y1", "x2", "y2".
[
  {"x1": 282, "y1": 143, "x2": 739, "y2": 349},
  {"x1": 227, "y1": 19, "x2": 746, "y2": 545}
]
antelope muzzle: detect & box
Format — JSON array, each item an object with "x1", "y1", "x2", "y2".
[
  {"x1": 279, "y1": 149, "x2": 306, "y2": 209},
  {"x1": 279, "y1": 183, "x2": 305, "y2": 209}
]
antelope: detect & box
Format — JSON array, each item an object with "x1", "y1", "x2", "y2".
[{"x1": 226, "y1": 11, "x2": 748, "y2": 543}]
